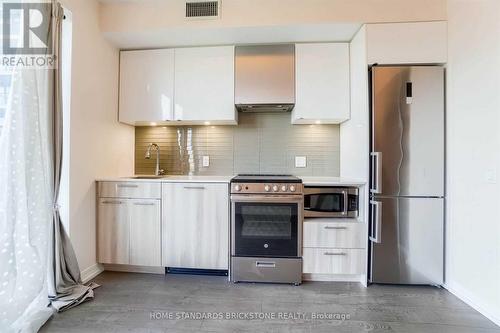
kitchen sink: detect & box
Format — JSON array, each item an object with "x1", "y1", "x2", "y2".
[{"x1": 127, "y1": 176, "x2": 168, "y2": 179}]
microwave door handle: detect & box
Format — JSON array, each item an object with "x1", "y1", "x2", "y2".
[{"x1": 342, "y1": 190, "x2": 348, "y2": 216}]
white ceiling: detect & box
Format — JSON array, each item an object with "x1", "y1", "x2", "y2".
[{"x1": 104, "y1": 23, "x2": 362, "y2": 50}]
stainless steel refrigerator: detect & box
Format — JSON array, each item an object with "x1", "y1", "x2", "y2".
[{"x1": 369, "y1": 66, "x2": 445, "y2": 285}]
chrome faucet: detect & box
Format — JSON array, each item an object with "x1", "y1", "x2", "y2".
[{"x1": 145, "y1": 143, "x2": 165, "y2": 176}]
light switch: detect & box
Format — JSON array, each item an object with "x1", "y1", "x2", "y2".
[
  {"x1": 202, "y1": 156, "x2": 210, "y2": 167},
  {"x1": 295, "y1": 156, "x2": 307, "y2": 168}
]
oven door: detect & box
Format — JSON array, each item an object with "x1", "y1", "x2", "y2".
[{"x1": 231, "y1": 195, "x2": 303, "y2": 258}]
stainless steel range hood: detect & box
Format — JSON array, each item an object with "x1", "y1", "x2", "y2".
[{"x1": 235, "y1": 45, "x2": 295, "y2": 112}]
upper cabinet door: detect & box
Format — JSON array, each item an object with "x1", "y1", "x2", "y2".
[
  {"x1": 119, "y1": 49, "x2": 175, "y2": 125},
  {"x1": 292, "y1": 43, "x2": 350, "y2": 124},
  {"x1": 366, "y1": 22, "x2": 447, "y2": 65},
  {"x1": 174, "y1": 46, "x2": 237, "y2": 125}
]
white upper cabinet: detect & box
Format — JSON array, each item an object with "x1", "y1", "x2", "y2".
[
  {"x1": 292, "y1": 43, "x2": 350, "y2": 124},
  {"x1": 366, "y1": 21, "x2": 447, "y2": 65},
  {"x1": 174, "y1": 46, "x2": 237, "y2": 125},
  {"x1": 119, "y1": 49, "x2": 175, "y2": 125}
]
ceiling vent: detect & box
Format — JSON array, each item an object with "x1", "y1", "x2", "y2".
[{"x1": 185, "y1": 1, "x2": 220, "y2": 19}]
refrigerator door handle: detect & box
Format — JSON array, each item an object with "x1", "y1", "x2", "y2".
[
  {"x1": 369, "y1": 200, "x2": 382, "y2": 243},
  {"x1": 370, "y1": 152, "x2": 382, "y2": 194}
]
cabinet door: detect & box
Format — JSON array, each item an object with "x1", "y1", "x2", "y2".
[
  {"x1": 174, "y1": 46, "x2": 236, "y2": 125},
  {"x1": 293, "y1": 43, "x2": 350, "y2": 124},
  {"x1": 162, "y1": 183, "x2": 229, "y2": 270},
  {"x1": 302, "y1": 248, "x2": 365, "y2": 275},
  {"x1": 97, "y1": 199, "x2": 129, "y2": 264},
  {"x1": 119, "y1": 49, "x2": 175, "y2": 125},
  {"x1": 129, "y1": 199, "x2": 161, "y2": 267},
  {"x1": 366, "y1": 22, "x2": 447, "y2": 65}
]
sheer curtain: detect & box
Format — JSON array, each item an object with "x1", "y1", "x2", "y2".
[
  {"x1": 0, "y1": 2, "x2": 95, "y2": 332},
  {"x1": 0, "y1": 57, "x2": 54, "y2": 333}
]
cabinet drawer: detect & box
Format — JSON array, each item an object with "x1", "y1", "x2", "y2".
[
  {"x1": 303, "y1": 222, "x2": 366, "y2": 249},
  {"x1": 98, "y1": 182, "x2": 161, "y2": 199},
  {"x1": 303, "y1": 248, "x2": 365, "y2": 275}
]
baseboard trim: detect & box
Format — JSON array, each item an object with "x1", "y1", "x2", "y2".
[
  {"x1": 303, "y1": 273, "x2": 364, "y2": 283},
  {"x1": 445, "y1": 282, "x2": 500, "y2": 327},
  {"x1": 81, "y1": 263, "x2": 104, "y2": 283},
  {"x1": 102, "y1": 264, "x2": 164, "y2": 275}
]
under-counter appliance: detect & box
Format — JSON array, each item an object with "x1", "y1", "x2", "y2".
[
  {"x1": 369, "y1": 66, "x2": 445, "y2": 285},
  {"x1": 230, "y1": 175, "x2": 303, "y2": 285},
  {"x1": 304, "y1": 187, "x2": 359, "y2": 218}
]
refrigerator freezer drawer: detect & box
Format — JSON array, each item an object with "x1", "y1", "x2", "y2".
[
  {"x1": 303, "y1": 248, "x2": 365, "y2": 275},
  {"x1": 370, "y1": 197, "x2": 444, "y2": 285}
]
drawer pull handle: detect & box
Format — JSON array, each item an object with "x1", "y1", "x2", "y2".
[
  {"x1": 256, "y1": 261, "x2": 276, "y2": 268},
  {"x1": 117, "y1": 184, "x2": 139, "y2": 188},
  {"x1": 324, "y1": 252, "x2": 347, "y2": 256},
  {"x1": 183, "y1": 186, "x2": 206, "y2": 190},
  {"x1": 324, "y1": 226, "x2": 347, "y2": 230},
  {"x1": 133, "y1": 202, "x2": 156, "y2": 206},
  {"x1": 102, "y1": 200, "x2": 123, "y2": 205}
]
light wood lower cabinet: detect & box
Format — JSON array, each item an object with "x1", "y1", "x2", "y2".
[
  {"x1": 162, "y1": 183, "x2": 229, "y2": 270},
  {"x1": 302, "y1": 219, "x2": 367, "y2": 277},
  {"x1": 303, "y1": 221, "x2": 366, "y2": 249},
  {"x1": 129, "y1": 199, "x2": 161, "y2": 266},
  {"x1": 302, "y1": 248, "x2": 365, "y2": 275},
  {"x1": 97, "y1": 197, "x2": 161, "y2": 267},
  {"x1": 98, "y1": 199, "x2": 130, "y2": 265}
]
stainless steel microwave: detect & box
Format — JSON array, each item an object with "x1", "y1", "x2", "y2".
[{"x1": 304, "y1": 187, "x2": 359, "y2": 218}]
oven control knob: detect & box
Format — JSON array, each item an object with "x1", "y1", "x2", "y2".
[
  {"x1": 289, "y1": 186, "x2": 296, "y2": 192},
  {"x1": 264, "y1": 185, "x2": 271, "y2": 192},
  {"x1": 272, "y1": 185, "x2": 279, "y2": 192},
  {"x1": 281, "y1": 185, "x2": 288, "y2": 192},
  {"x1": 234, "y1": 185, "x2": 242, "y2": 192}
]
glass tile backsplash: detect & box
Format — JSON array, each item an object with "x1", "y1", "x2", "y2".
[{"x1": 135, "y1": 113, "x2": 340, "y2": 176}]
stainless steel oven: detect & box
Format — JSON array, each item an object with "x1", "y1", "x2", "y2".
[
  {"x1": 231, "y1": 194, "x2": 303, "y2": 258},
  {"x1": 304, "y1": 187, "x2": 359, "y2": 218},
  {"x1": 230, "y1": 175, "x2": 303, "y2": 285}
]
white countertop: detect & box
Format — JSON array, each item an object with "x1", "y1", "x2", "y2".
[
  {"x1": 300, "y1": 177, "x2": 366, "y2": 187},
  {"x1": 97, "y1": 175, "x2": 233, "y2": 183},
  {"x1": 97, "y1": 175, "x2": 366, "y2": 186}
]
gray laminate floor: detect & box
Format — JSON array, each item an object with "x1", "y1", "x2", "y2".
[{"x1": 40, "y1": 271, "x2": 499, "y2": 333}]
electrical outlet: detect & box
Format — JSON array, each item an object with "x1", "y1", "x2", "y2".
[
  {"x1": 202, "y1": 156, "x2": 210, "y2": 167},
  {"x1": 295, "y1": 156, "x2": 307, "y2": 168}
]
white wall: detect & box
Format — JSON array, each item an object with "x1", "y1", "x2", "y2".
[
  {"x1": 446, "y1": 0, "x2": 500, "y2": 325},
  {"x1": 60, "y1": 0, "x2": 135, "y2": 276},
  {"x1": 100, "y1": 0, "x2": 447, "y2": 31},
  {"x1": 341, "y1": 26, "x2": 369, "y2": 181},
  {"x1": 99, "y1": 0, "x2": 447, "y2": 48},
  {"x1": 342, "y1": 26, "x2": 370, "y2": 286}
]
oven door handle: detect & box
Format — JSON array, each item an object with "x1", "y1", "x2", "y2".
[{"x1": 231, "y1": 194, "x2": 304, "y2": 204}]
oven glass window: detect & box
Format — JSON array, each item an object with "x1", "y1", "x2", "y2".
[
  {"x1": 234, "y1": 202, "x2": 298, "y2": 257},
  {"x1": 305, "y1": 194, "x2": 343, "y2": 212}
]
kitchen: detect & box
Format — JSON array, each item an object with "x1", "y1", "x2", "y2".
[
  {"x1": 96, "y1": 24, "x2": 445, "y2": 285},
  {"x1": 1, "y1": 0, "x2": 499, "y2": 332}
]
